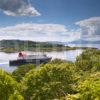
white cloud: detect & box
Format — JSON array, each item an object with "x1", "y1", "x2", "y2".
[
  {"x1": 0, "y1": 0, "x2": 40, "y2": 16},
  {"x1": 76, "y1": 17, "x2": 100, "y2": 41},
  {"x1": 0, "y1": 23, "x2": 80, "y2": 42}
]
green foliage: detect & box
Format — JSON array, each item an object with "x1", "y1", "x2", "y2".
[
  {"x1": 0, "y1": 69, "x2": 21, "y2": 100},
  {"x1": 21, "y1": 63, "x2": 76, "y2": 100},
  {"x1": 77, "y1": 72, "x2": 100, "y2": 100},
  {"x1": 60, "y1": 93, "x2": 81, "y2": 100},
  {"x1": 75, "y1": 49, "x2": 100, "y2": 71},
  {"x1": 12, "y1": 64, "x2": 36, "y2": 82},
  {"x1": 8, "y1": 91, "x2": 24, "y2": 100}
]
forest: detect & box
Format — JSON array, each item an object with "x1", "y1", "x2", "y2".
[{"x1": 0, "y1": 48, "x2": 100, "y2": 100}]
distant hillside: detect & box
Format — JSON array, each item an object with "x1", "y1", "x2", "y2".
[
  {"x1": 68, "y1": 40, "x2": 100, "y2": 44},
  {"x1": 0, "y1": 40, "x2": 64, "y2": 48},
  {"x1": 0, "y1": 40, "x2": 75, "y2": 53}
]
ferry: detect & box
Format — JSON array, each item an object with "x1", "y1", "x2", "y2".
[{"x1": 9, "y1": 52, "x2": 52, "y2": 66}]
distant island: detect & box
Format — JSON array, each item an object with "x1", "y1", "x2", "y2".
[
  {"x1": 0, "y1": 40, "x2": 97, "y2": 53},
  {"x1": 0, "y1": 40, "x2": 78, "y2": 53}
]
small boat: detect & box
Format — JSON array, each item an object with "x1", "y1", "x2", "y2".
[{"x1": 9, "y1": 52, "x2": 52, "y2": 66}]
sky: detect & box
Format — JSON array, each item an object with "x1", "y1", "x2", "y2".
[{"x1": 0, "y1": 0, "x2": 100, "y2": 42}]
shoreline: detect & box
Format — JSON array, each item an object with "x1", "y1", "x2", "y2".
[{"x1": 0, "y1": 46, "x2": 98, "y2": 53}]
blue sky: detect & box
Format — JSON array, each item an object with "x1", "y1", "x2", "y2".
[
  {"x1": 0, "y1": 0, "x2": 100, "y2": 26},
  {"x1": 0, "y1": 0, "x2": 100, "y2": 42}
]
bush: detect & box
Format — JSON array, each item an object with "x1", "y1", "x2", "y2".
[
  {"x1": 77, "y1": 72, "x2": 100, "y2": 100},
  {"x1": 0, "y1": 69, "x2": 21, "y2": 100},
  {"x1": 75, "y1": 49, "x2": 100, "y2": 71},
  {"x1": 8, "y1": 91, "x2": 24, "y2": 100},
  {"x1": 21, "y1": 63, "x2": 76, "y2": 100},
  {"x1": 12, "y1": 64, "x2": 36, "y2": 82},
  {"x1": 60, "y1": 93, "x2": 81, "y2": 100}
]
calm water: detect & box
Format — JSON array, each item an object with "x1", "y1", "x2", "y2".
[{"x1": 0, "y1": 49, "x2": 82, "y2": 72}]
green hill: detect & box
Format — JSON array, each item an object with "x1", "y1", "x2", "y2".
[{"x1": 0, "y1": 40, "x2": 75, "y2": 53}]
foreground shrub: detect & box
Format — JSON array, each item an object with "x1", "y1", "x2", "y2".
[
  {"x1": 60, "y1": 93, "x2": 81, "y2": 100},
  {"x1": 77, "y1": 72, "x2": 100, "y2": 100},
  {"x1": 21, "y1": 63, "x2": 76, "y2": 100},
  {"x1": 0, "y1": 69, "x2": 22, "y2": 100},
  {"x1": 61, "y1": 72, "x2": 100, "y2": 100},
  {"x1": 12, "y1": 64, "x2": 36, "y2": 82},
  {"x1": 8, "y1": 91, "x2": 24, "y2": 100},
  {"x1": 75, "y1": 49, "x2": 100, "y2": 71}
]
